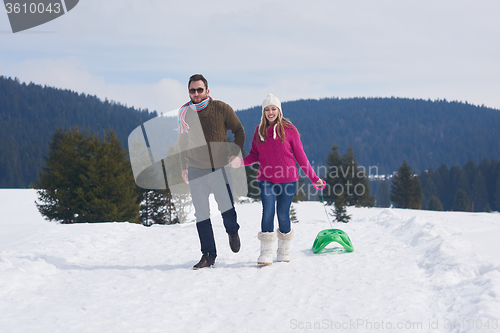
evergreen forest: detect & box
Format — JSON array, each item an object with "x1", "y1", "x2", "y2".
[
  {"x1": 0, "y1": 76, "x2": 158, "y2": 187},
  {"x1": 371, "y1": 158, "x2": 500, "y2": 212},
  {"x1": 2, "y1": 75, "x2": 500, "y2": 214},
  {"x1": 419, "y1": 158, "x2": 500, "y2": 212}
]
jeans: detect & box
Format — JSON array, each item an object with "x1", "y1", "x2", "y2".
[
  {"x1": 258, "y1": 180, "x2": 297, "y2": 234},
  {"x1": 188, "y1": 166, "x2": 239, "y2": 259}
]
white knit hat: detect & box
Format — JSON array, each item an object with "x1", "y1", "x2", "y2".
[
  {"x1": 262, "y1": 93, "x2": 281, "y2": 112},
  {"x1": 259, "y1": 93, "x2": 282, "y2": 141}
]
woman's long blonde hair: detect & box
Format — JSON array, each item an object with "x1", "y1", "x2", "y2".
[{"x1": 258, "y1": 107, "x2": 298, "y2": 143}]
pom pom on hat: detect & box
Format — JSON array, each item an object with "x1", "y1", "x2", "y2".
[{"x1": 262, "y1": 93, "x2": 281, "y2": 112}]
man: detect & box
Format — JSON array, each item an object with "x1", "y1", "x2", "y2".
[{"x1": 177, "y1": 74, "x2": 245, "y2": 269}]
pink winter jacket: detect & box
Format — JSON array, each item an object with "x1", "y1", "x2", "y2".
[{"x1": 242, "y1": 125, "x2": 322, "y2": 188}]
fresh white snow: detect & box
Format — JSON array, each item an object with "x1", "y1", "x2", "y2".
[{"x1": 1, "y1": 189, "x2": 500, "y2": 333}]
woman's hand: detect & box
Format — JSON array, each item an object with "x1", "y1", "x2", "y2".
[{"x1": 315, "y1": 179, "x2": 326, "y2": 189}]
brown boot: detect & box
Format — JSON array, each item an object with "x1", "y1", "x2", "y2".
[
  {"x1": 229, "y1": 232, "x2": 241, "y2": 253},
  {"x1": 193, "y1": 253, "x2": 215, "y2": 270}
]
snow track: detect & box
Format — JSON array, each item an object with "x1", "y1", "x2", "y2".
[{"x1": 1, "y1": 190, "x2": 499, "y2": 332}]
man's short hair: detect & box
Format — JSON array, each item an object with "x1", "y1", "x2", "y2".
[{"x1": 188, "y1": 74, "x2": 208, "y2": 89}]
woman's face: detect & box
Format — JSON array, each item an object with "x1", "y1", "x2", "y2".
[{"x1": 264, "y1": 105, "x2": 280, "y2": 125}]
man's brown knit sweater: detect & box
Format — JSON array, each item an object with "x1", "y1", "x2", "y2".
[{"x1": 178, "y1": 100, "x2": 245, "y2": 170}]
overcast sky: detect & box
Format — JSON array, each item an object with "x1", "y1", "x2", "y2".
[{"x1": 1, "y1": 0, "x2": 499, "y2": 115}]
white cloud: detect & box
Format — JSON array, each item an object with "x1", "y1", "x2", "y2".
[
  {"x1": 9, "y1": 57, "x2": 104, "y2": 93},
  {"x1": 4, "y1": 57, "x2": 187, "y2": 113}
]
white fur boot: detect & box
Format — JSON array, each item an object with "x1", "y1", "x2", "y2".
[
  {"x1": 257, "y1": 231, "x2": 276, "y2": 265},
  {"x1": 277, "y1": 229, "x2": 294, "y2": 262}
]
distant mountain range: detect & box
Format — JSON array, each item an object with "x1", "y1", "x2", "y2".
[{"x1": 2, "y1": 75, "x2": 500, "y2": 188}]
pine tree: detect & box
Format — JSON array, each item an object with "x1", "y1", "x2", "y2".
[
  {"x1": 35, "y1": 127, "x2": 140, "y2": 223},
  {"x1": 494, "y1": 169, "x2": 500, "y2": 211},
  {"x1": 162, "y1": 145, "x2": 193, "y2": 224},
  {"x1": 140, "y1": 189, "x2": 178, "y2": 226},
  {"x1": 469, "y1": 169, "x2": 488, "y2": 212},
  {"x1": 324, "y1": 145, "x2": 373, "y2": 222},
  {"x1": 376, "y1": 179, "x2": 391, "y2": 208},
  {"x1": 485, "y1": 159, "x2": 500, "y2": 211},
  {"x1": 133, "y1": 143, "x2": 179, "y2": 226},
  {"x1": 390, "y1": 160, "x2": 423, "y2": 209},
  {"x1": 435, "y1": 164, "x2": 452, "y2": 210},
  {"x1": 324, "y1": 145, "x2": 349, "y2": 222},
  {"x1": 331, "y1": 193, "x2": 351, "y2": 223},
  {"x1": 419, "y1": 169, "x2": 438, "y2": 210},
  {"x1": 290, "y1": 204, "x2": 299, "y2": 223},
  {"x1": 452, "y1": 189, "x2": 471, "y2": 212},
  {"x1": 427, "y1": 195, "x2": 443, "y2": 211},
  {"x1": 341, "y1": 146, "x2": 375, "y2": 207}
]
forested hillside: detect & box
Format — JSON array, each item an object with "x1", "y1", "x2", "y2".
[
  {"x1": 0, "y1": 76, "x2": 157, "y2": 188},
  {"x1": 419, "y1": 158, "x2": 500, "y2": 212},
  {"x1": 237, "y1": 98, "x2": 500, "y2": 174},
  {"x1": 2, "y1": 75, "x2": 500, "y2": 188}
]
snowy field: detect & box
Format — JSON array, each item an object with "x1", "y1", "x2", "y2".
[{"x1": 1, "y1": 189, "x2": 500, "y2": 333}]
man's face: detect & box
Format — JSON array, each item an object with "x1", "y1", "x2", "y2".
[{"x1": 188, "y1": 80, "x2": 209, "y2": 104}]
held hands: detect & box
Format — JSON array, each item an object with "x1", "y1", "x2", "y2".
[
  {"x1": 228, "y1": 155, "x2": 241, "y2": 168},
  {"x1": 182, "y1": 169, "x2": 189, "y2": 184}
]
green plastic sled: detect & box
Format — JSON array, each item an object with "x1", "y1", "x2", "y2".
[{"x1": 312, "y1": 229, "x2": 354, "y2": 254}]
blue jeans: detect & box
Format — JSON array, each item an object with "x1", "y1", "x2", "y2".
[{"x1": 258, "y1": 180, "x2": 297, "y2": 233}]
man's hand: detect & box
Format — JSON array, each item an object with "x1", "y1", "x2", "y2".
[
  {"x1": 228, "y1": 155, "x2": 241, "y2": 168},
  {"x1": 182, "y1": 169, "x2": 189, "y2": 184}
]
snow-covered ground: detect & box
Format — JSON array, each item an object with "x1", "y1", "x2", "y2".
[{"x1": 1, "y1": 189, "x2": 500, "y2": 333}]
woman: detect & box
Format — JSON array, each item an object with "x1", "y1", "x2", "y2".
[{"x1": 242, "y1": 93, "x2": 325, "y2": 265}]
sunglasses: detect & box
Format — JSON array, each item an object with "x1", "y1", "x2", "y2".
[{"x1": 189, "y1": 88, "x2": 205, "y2": 94}]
